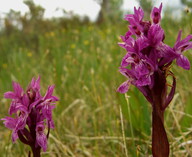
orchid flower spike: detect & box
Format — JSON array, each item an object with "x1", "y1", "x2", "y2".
[
  {"x1": 117, "y1": 3, "x2": 192, "y2": 157},
  {"x1": 2, "y1": 76, "x2": 59, "y2": 157}
]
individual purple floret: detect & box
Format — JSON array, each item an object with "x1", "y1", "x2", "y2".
[
  {"x1": 151, "y1": 3, "x2": 162, "y2": 24},
  {"x1": 117, "y1": 3, "x2": 192, "y2": 157},
  {"x1": 2, "y1": 76, "x2": 58, "y2": 157}
]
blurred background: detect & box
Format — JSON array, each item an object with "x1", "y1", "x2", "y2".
[{"x1": 0, "y1": 0, "x2": 192, "y2": 156}]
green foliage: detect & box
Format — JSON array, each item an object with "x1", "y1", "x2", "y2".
[
  {"x1": 96, "y1": 0, "x2": 123, "y2": 23},
  {"x1": 24, "y1": 0, "x2": 45, "y2": 19},
  {"x1": 181, "y1": 0, "x2": 192, "y2": 8}
]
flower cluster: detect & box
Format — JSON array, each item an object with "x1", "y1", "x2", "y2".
[
  {"x1": 117, "y1": 3, "x2": 192, "y2": 156},
  {"x1": 1, "y1": 77, "x2": 58, "y2": 152},
  {"x1": 117, "y1": 3, "x2": 192, "y2": 95}
]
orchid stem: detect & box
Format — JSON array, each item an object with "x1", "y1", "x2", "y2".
[
  {"x1": 31, "y1": 145, "x2": 41, "y2": 157},
  {"x1": 152, "y1": 105, "x2": 169, "y2": 157}
]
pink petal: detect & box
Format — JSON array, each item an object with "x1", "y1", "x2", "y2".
[
  {"x1": 117, "y1": 81, "x2": 131, "y2": 93},
  {"x1": 13, "y1": 82, "x2": 23, "y2": 97},
  {"x1": 176, "y1": 55, "x2": 190, "y2": 70},
  {"x1": 4, "y1": 92, "x2": 16, "y2": 99}
]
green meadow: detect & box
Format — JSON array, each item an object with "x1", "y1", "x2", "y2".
[{"x1": 0, "y1": 6, "x2": 192, "y2": 157}]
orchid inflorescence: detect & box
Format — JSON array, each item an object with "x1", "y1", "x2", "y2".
[
  {"x1": 117, "y1": 3, "x2": 192, "y2": 94},
  {"x1": 117, "y1": 3, "x2": 192, "y2": 157},
  {"x1": 1, "y1": 77, "x2": 58, "y2": 157}
]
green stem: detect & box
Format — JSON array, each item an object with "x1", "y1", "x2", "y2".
[{"x1": 125, "y1": 94, "x2": 136, "y2": 155}]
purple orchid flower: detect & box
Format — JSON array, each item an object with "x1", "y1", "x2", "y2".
[
  {"x1": 117, "y1": 3, "x2": 192, "y2": 157},
  {"x1": 35, "y1": 121, "x2": 47, "y2": 152},
  {"x1": 151, "y1": 3, "x2": 162, "y2": 24},
  {"x1": 1, "y1": 76, "x2": 58, "y2": 157},
  {"x1": 124, "y1": 7, "x2": 144, "y2": 36},
  {"x1": 174, "y1": 31, "x2": 192, "y2": 70}
]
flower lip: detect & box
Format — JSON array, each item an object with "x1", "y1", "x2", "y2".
[
  {"x1": 131, "y1": 53, "x2": 140, "y2": 63},
  {"x1": 154, "y1": 12, "x2": 159, "y2": 17},
  {"x1": 117, "y1": 80, "x2": 131, "y2": 93},
  {"x1": 132, "y1": 26, "x2": 141, "y2": 35}
]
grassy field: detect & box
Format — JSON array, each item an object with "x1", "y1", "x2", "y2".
[{"x1": 0, "y1": 13, "x2": 192, "y2": 157}]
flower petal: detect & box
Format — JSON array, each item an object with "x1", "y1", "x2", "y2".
[
  {"x1": 43, "y1": 86, "x2": 56, "y2": 100},
  {"x1": 36, "y1": 133, "x2": 47, "y2": 151},
  {"x1": 13, "y1": 82, "x2": 24, "y2": 98},
  {"x1": 4, "y1": 92, "x2": 17, "y2": 99},
  {"x1": 135, "y1": 75, "x2": 151, "y2": 86},
  {"x1": 41, "y1": 103, "x2": 55, "y2": 123},
  {"x1": 9, "y1": 101, "x2": 17, "y2": 115},
  {"x1": 117, "y1": 81, "x2": 131, "y2": 93},
  {"x1": 1, "y1": 117, "x2": 17, "y2": 129},
  {"x1": 12, "y1": 130, "x2": 19, "y2": 142},
  {"x1": 36, "y1": 122, "x2": 47, "y2": 151},
  {"x1": 151, "y1": 3, "x2": 163, "y2": 24},
  {"x1": 174, "y1": 31, "x2": 192, "y2": 53},
  {"x1": 121, "y1": 53, "x2": 134, "y2": 67},
  {"x1": 176, "y1": 55, "x2": 190, "y2": 70},
  {"x1": 22, "y1": 94, "x2": 29, "y2": 107},
  {"x1": 148, "y1": 24, "x2": 164, "y2": 46}
]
